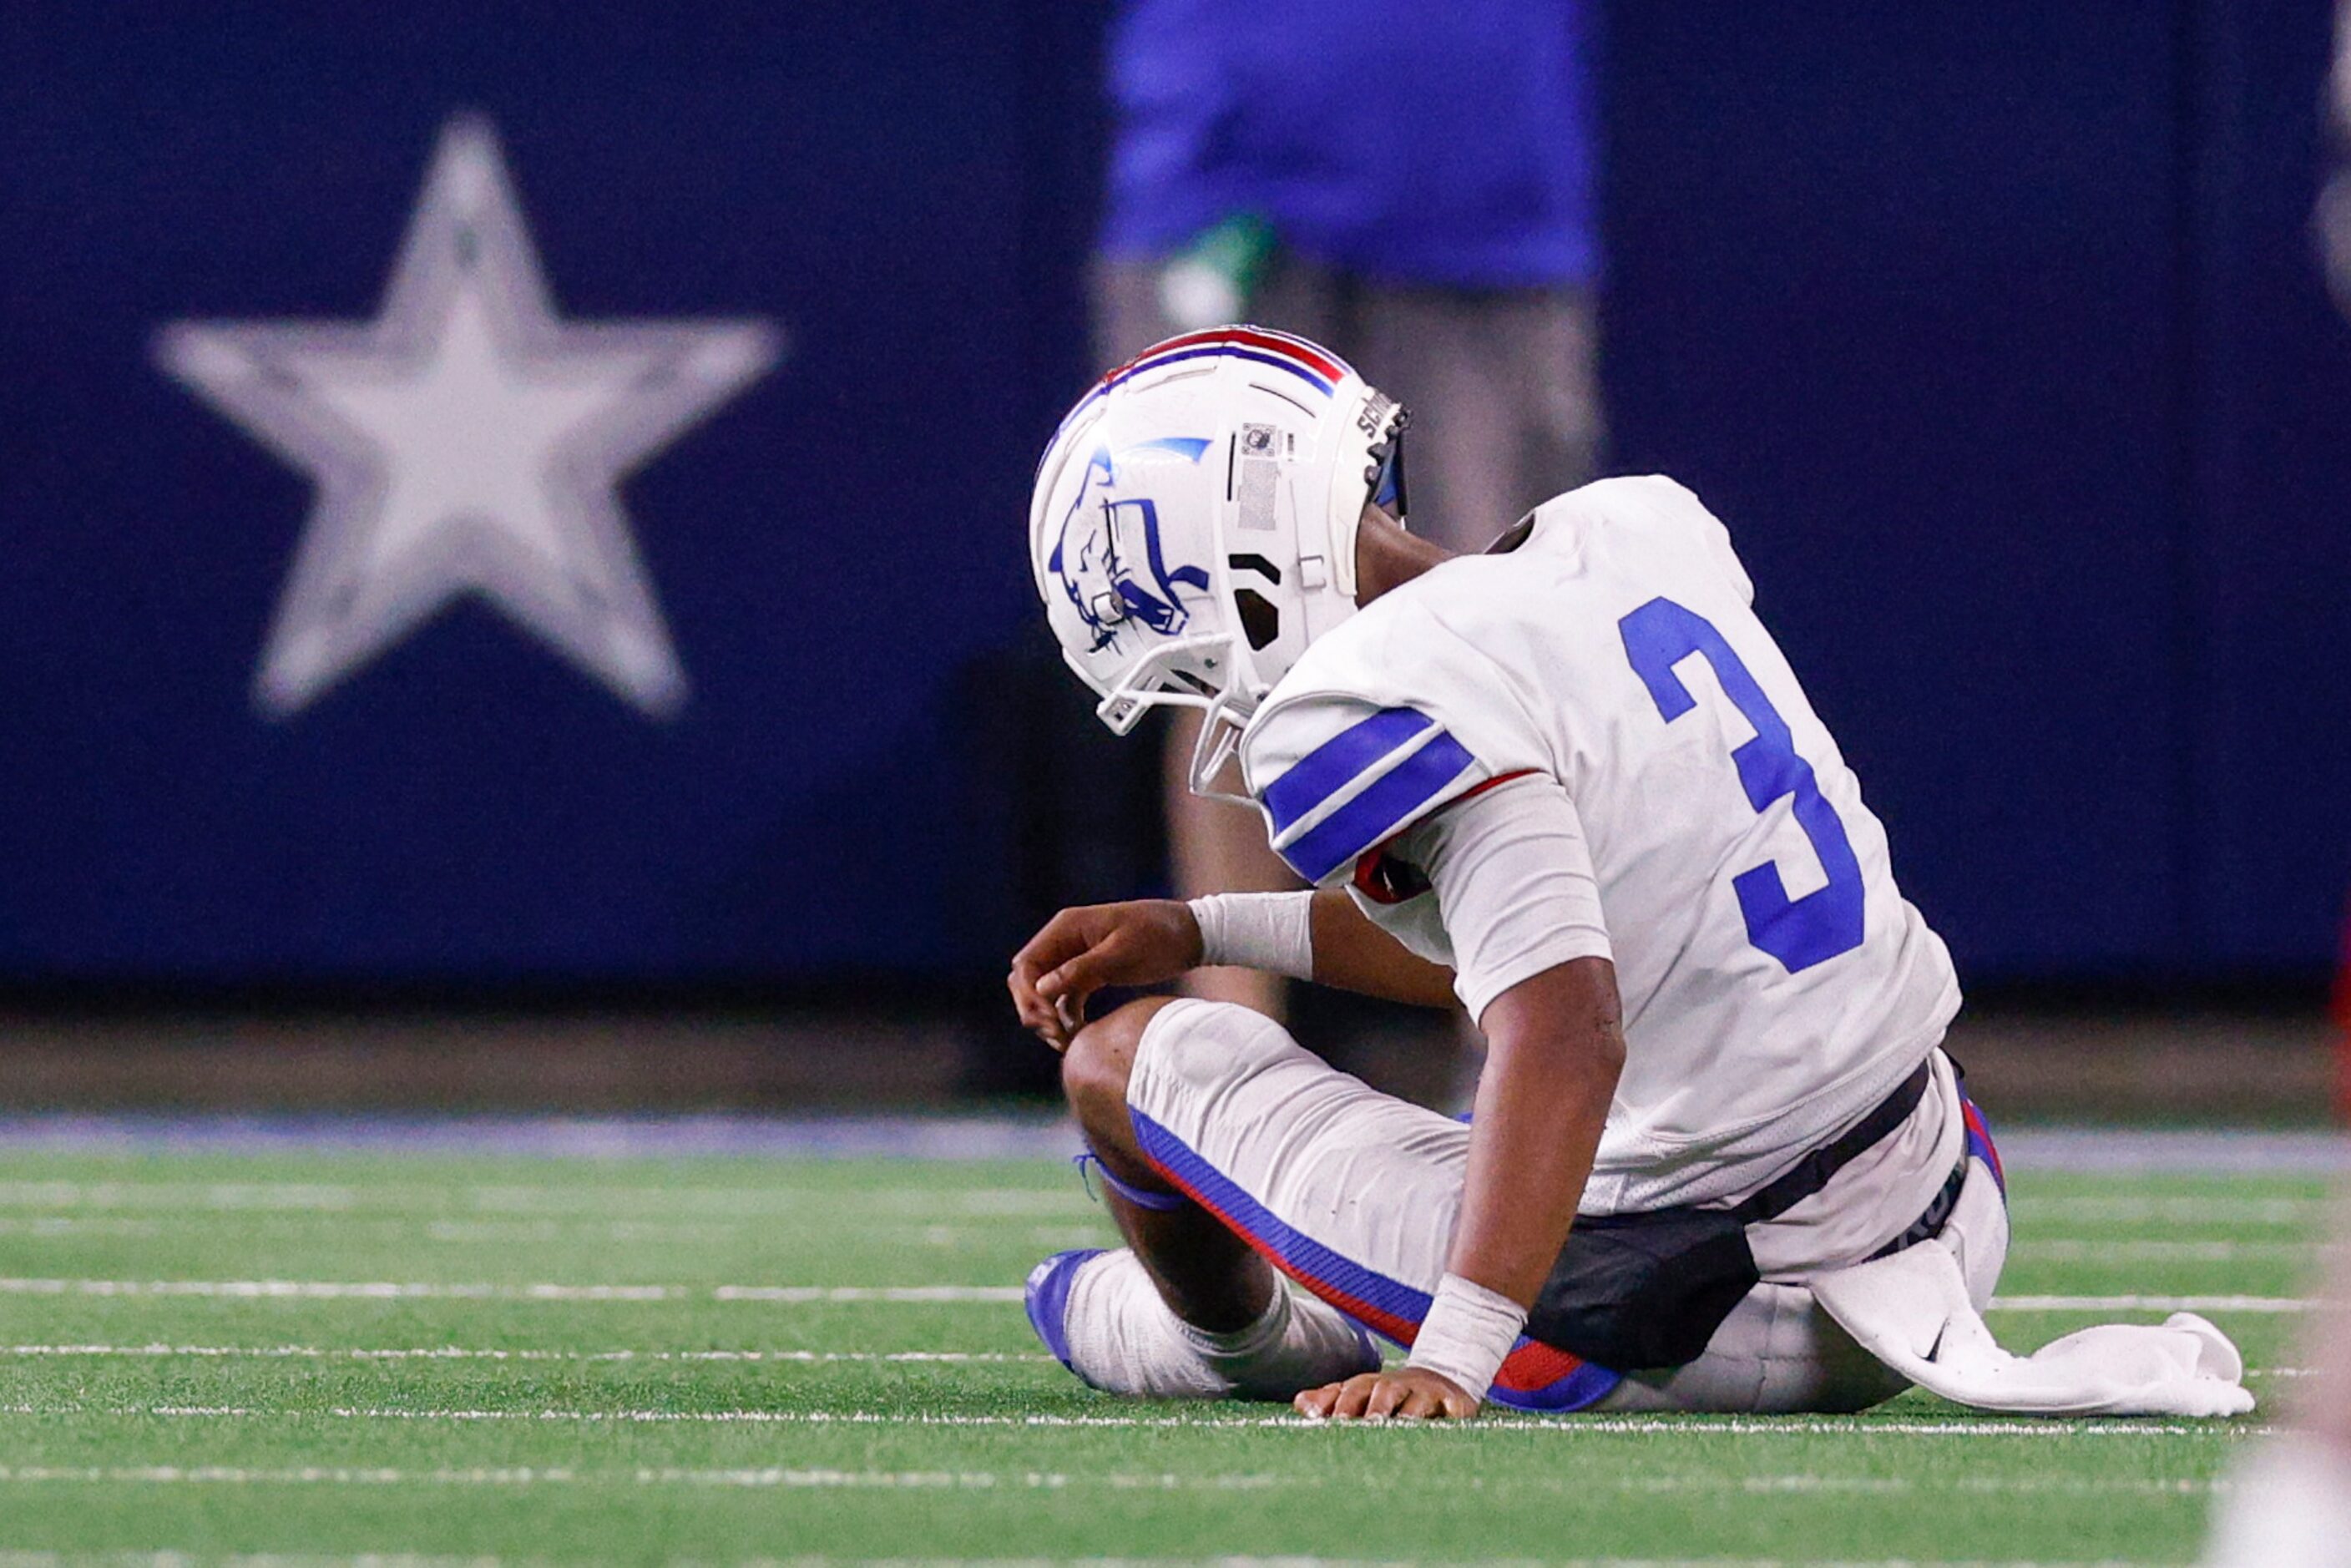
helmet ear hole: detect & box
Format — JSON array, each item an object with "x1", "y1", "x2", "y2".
[{"x1": 1233, "y1": 587, "x2": 1282, "y2": 652}]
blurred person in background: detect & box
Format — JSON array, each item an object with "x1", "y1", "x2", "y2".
[
  {"x1": 1094, "y1": 0, "x2": 1604, "y2": 1022},
  {"x1": 2201, "y1": 10, "x2": 2351, "y2": 1561},
  {"x1": 2203, "y1": 1136, "x2": 2351, "y2": 1561}
]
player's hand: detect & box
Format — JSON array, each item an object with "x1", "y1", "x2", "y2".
[
  {"x1": 1293, "y1": 1368, "x2": 1479, "y2": 1422},
  {"x1": 1007, "y1": 900, "x2": 1203, "y2": 1050}
]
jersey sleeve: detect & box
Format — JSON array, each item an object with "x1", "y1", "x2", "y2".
[
  {"x1": 1389, "y1": 772, "x2": 1613, "y2": 1024},
  {"x1": 1246, "y1": 701, "x2": 1485, "y2": 885},
  {"x1": 1239, "y1": 600, "x2": 1551, "y2": 888}
]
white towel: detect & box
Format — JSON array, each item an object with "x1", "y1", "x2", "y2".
[{"x1": 1810, "y1": 1234, "x2": 2254, "y2": 1418}]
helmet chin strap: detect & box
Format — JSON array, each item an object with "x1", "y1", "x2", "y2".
[{"x1": 1186, "y1": 687, "x2": 1259, "y2": 807}]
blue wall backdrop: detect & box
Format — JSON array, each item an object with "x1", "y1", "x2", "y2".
[
  {"x1": 1, "y1": 3, "x2": 2344, "y2": 989},
  {"x1": 1603, "y1": 2, "x2": 2351, "y2": 983}
]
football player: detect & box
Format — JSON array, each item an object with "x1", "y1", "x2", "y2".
[{"x1": 1010, "y1": 326, "x2": 2251, "y2": 1420}]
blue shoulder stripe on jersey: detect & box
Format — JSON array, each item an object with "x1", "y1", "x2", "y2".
[
  {"x1": 1261, "y1": 707, "x2": 1437, "y2": 835},
  {"x1": 1277, "y1": 730, "x2": 1477, "y2": 884}
]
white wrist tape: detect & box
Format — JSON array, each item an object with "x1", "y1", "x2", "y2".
[
  {"x1": 1405, "y1": 1272, "x2": 1528, "y2": 1403},
  {"x1": 1186, "y1": 891, "x2": 1315, "y2": 981}
]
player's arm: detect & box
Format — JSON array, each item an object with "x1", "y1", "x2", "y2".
[
  {"x1": 1295, "y1": 774, "x2": 1620, "y2": 1421},
  {"x1": 1450, "y1": 959, "x2": 1620, "y2": 1305},
  {"x1": 1297, "y1": 957, "x2": 1620, "y2": 1420},
  {"x1": 1006, "y1": 888, "x2": 1456, "y2": 1050},
  {"x1": 1304, "y1": 888, "x2": 1462, "y2": 1005}
]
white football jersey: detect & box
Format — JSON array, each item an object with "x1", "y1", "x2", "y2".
[{"x1": 1238, "y1": 475, "x2": 1961, "y2": 1213}]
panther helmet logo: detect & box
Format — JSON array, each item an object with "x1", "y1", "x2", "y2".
[{"x1": 1047, "y1": 438, "x2": 1212, "y2": 652}]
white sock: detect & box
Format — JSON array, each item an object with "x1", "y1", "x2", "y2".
[
  {"x1": 1179, "y1": 1283, "x2": 1295, "y2": 1373},
  {"x1": 1062, "y1": 1250, "x2": 1378, "y2": 1401}
]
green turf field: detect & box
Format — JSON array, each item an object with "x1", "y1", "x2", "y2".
[{"x1": 0, "y1": 1141, "x2": 2323, "y2": 1565}]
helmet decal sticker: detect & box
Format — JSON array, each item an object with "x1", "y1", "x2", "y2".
[{"x1": 1048, "y1": 438, "x2": 1213, "y2": 652}]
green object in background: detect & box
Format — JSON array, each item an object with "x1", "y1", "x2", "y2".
[
  {"x1": 0, "y1": 1145, "x2": 2301, "y2": 1561},
  {"x1": 1157, "y1": 212, "x2": 1279, "y2": 330}
]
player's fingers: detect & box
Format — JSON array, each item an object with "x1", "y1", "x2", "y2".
[
  {"x1": 1005, "y1": 966, "x2": 1048, "y2": 1024},
  {"x1": 1329, "y1": 1373, "x2": 1380, "y2": 1420},
  {"x1": 1009, "y1": 913, "x2": 1088, "y2": 985},
  {"x1": 1007, "y1": 954, "x2": 1064, "y2": 1029},
  {"x1": 1004, "y1": 968, "x2": 1070, "y2": 1049},
  {"x1": 1292, "y1": 1382, "x2": 1342, "y2": 1419},
  {"x1": 1435, "y1": 1386, "x2": 1479, "y2": 1420},
  {"x1": 1364, "y1": 1378, "x2": 1409, "y2": 1420},
  {"x1": 1039, "y1": 931, "x2": 1127, "y2": 1003},
  {"x1": 1016, "y1": 903, "x2": 1115, "y2": 971},
  {"x1": 1411, "y1": 1368, "x2": 1477, "y2": 1420},
  {"x1": 1039, "y1": 978, "x2": 1098, "y2": 1041}
]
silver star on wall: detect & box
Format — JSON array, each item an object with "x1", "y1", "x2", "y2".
[{"x1": 158, "y1": 114, "x2": 783, "y2": 719}]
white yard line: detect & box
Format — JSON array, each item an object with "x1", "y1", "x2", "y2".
[
  {"x1": 0, "y1": 1181, "x2": 1085, "y2": 1216},
  {"x1": 0, "y1": 1277, "x2": 2311, "y2": 1313},
  {"x1": 0, "y1": 1341, "x2": 2302, "y2": 1381},
  {"x1": 2008, "y1": 1239, "x2": 2320, "y2": 1261},
  {"x1": 0, "y1": 1211, "x2": 1087, "y2": 1243},
  {"x1": 417, "y1": 1221, "x2": 1106, "y2": 1249},
  {"x1": 468, "y1": 1187, "x2": 1087, "y2": 1218},
  {"x1": 0, "y1": 1463, "x2": 2219, "y2": 1497},
  {"x1": 1990, "y1": 1293, "x2": 2314, "y2": 1313},
  {"x1": 0, "y1": 1214, "x2": 1105, "y2": 1248},
  {"x1": 0, "y1": 1403, "x2": 2267, "y2": 1437},
  {"x1": 2010, "y1": 1196, "x2": 2329, "y2": 1225},
  {"x1": 0, "y1": 1557, "x2": 513, "y2": 1568},
  {"x1": 0, "y1": 1183, "x2": 367, "y2": 1211},
  {"x1": 0, "y1": 1464, "x2": 1237, "y2": 1490},
  {"x1": 1998, "y1": 1129, "x2": 2351, "y2": 1175},
  {"x1": 0, "y1": 1279, "x2": 1024, "y2": 1303},
  {"x1": 0, "y1": 1557, "x2": 2182, "y2": 1568},
  {"x1": 1, "y1": 1203, "x2": 2312, "y2": 1252},
  {"x1": 0, "y1": 1217, "x2": 166, "y2": 1237}
]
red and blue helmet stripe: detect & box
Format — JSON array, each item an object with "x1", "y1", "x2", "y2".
[
  {"x1": 1053, "y1": 326, "x2": 1355, "y2": 442},
  {"x1": 1112, "y1": 325, "x2": 1351, "y2": 394}
]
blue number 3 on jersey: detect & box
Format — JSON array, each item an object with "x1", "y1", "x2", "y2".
[{"x1": 1619, "y1": 597, "x2": 1866, "y2": 974}]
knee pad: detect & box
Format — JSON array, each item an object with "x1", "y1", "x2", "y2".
[{"x1": 1132, "y1": 997, "x2": 1309, "y2": 1100}]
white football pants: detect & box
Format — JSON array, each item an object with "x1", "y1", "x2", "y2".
[{"x1": 1120, "y1": 997, "x2": 2008, "y2": 1413}]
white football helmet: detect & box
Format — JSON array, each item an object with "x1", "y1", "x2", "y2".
[{"x1": 1028, "y1": 326, "x2": 1408, "y2": 797}]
